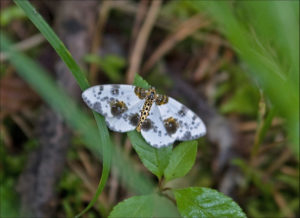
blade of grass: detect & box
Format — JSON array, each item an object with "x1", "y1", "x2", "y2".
[
  {"x1": 12, "y1": 0, "x2": 110, "y2": 216},
  {"x1": 79, "y1": 113, "x2": 112, "y2": 218}
]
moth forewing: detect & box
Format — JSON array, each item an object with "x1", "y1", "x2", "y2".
[{"x1": 82, "y1": 85, "x2": 141, "y2": 118}]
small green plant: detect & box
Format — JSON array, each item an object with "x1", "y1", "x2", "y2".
[{"x1": 106, "y1": 75, "x2": 246, "y2": 217}]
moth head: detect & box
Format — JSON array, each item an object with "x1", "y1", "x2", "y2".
[{"x1": 147, "y1": 87, "x2": 157, "y2": 100}]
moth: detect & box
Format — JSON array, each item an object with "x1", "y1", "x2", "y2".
[{"x1": 82, "y1": 85, "x2": 206, "y2": 148}]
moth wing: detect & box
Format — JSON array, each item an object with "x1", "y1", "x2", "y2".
[
  {"x1": 82, "y1": 84, "x2": 141, "y2": 118},
  {"x1": 105, "y1": 100, "x2": 144, "y2": 132},
  {"x1": 141, "y1": 104, "x2": 175, "y2": 148},
  {"x1": 157, "y1": 97, "x2": 206, "y2": 141}
]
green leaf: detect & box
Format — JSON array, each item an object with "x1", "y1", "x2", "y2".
[
  {"x1": 109, "y1": 194, "x2": 179, "y2": 218},
  {"x1": 128, "y1": 131, "x2": 172, "y2": 179},
  {"x1": 174, "y1": 187, "x2": 246, "y2": 218},
  {"x1": 133, "y1": 74, "x2": 151, "y2": 89},
  {"x1": 0, "y1": 5, "x2": 25, "y2": 26},
  {"x1": 164, "y1": 140, "x2": 197, "y2": 181}
]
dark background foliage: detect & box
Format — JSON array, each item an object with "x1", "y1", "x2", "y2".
[{"x1": 1, "y1": 0, "x2": 299, "y2": 217}]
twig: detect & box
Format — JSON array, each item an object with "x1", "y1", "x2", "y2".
[
  {"x1": 141, "y1": 14, "x2": 210, "y2": 74},
  {"x1": 0, "y1": 34, "x2": 45, "y2": 62},
  {"x1": 11, "y1": 114, "x2": 33, "y2": 138},
  {"x1": 68, "y1": 161, "x2": 109, "y2": 210},
  {"x1": 129, "y1": 0, "x2": 149, "y2": 55},
  {"x1": 78, "y1": 150, "x2": 98, "y2": 179},
  {"x1": 89, "y1": 0, "x2": 112, "y2": 83},
  {"x1": 205, "y1": 48, "x2": 233, "y2": 78},
  {"x1": 264, "y1": 148, "x2": 291, "y2": 178},
  {"x1": 280, "y1": 166, "x2": 299, "y2": 177},
  {"x1": 273, "y1": 189, "x2": 294, "y2": 218},
  {"x1": 238, "y1": 118, "x2": 283, "y2": 132},
  {"x1": 161, "y1": 192, "x2": 176, "y2": 205},
  {"x1": 108, "y1": 167, "x2": 119, "y2": 205},
  {"x1": 193, "y1": 41, "x2": 220, "y2": 81},
  {"x1": 257, "y1": 140, "x2": 285, "y2": 155},
  {"x1": 0, "y1": 124, "x2": 13, "y2": 148},
  {"x1": 124, "y1": 137, "x2": 132, "y2": 155},
  {"x1": 126, "y1": 0, "x2": 162, "y2": 84}
]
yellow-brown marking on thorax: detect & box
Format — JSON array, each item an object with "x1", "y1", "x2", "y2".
[
  {"x1": 156, "y1": 94, "x2": 168, "y2": 105},
  {"x1": 136, "y1": 87, "x2": 157, "y2": 132},
  {"x1": 134, "y1": 87, "x2": 147, "y2": 99}
]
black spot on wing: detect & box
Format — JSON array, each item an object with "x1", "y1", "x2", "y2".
[
  {"x1": 111, "y1": 85, "x2": 120, "y2": 96},
  {"x1": 101, "y1": 96, "x2": 109, "y2": 101},
  {"x1": 93, "y1": 102, "x2": 104, "y2": 115},
  {"x1": 92, "y1": 87, "x2": 97, "y2": 98},
  {"x1": 182, "y1": 131, "x2": 191, "y2": 140},
  {"x1": 110, "y1": 100, "x2": 128, "y2": 117},
  {"x1": 164, "y1": 117, "x2": 178, "y2": 135},
  {"x1": 178, "y1": 106, "x2": 187, "y2": 117},
  {"x1": 97, "y1": 86, "x2": 104, "y2": 96},
  {"x1": 82, "y1": 95, "x2": 91, "y2": 106},
  {"x1": 129, "y1": 113, "x2": 139, "y2": 126},
  {"x1": 141, "y1": 119, "x2": 153, "y2": 131}
]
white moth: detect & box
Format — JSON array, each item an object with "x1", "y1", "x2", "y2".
[{"x1": 82, "y1": 85, "x2": 206, "y2": 148}]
